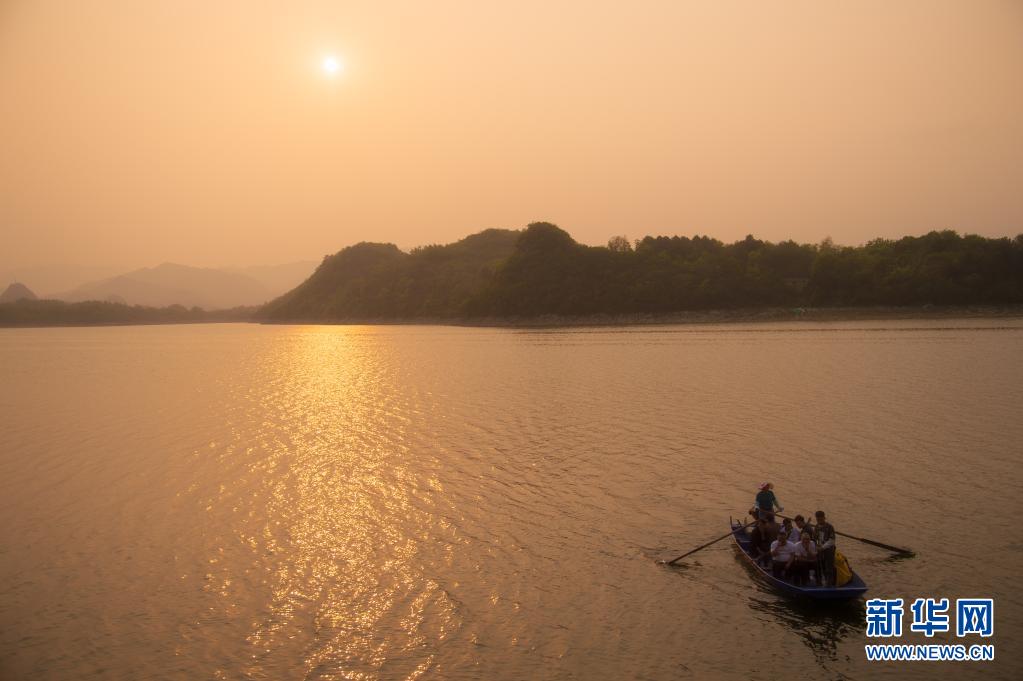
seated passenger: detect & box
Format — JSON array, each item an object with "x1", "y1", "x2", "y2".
[
  {"x1": 749, "y1": 518, "x2": 772, "y2": 566},
  {"x1": 790, "y1": 531, "x2": 819, "y2": 585},
  {"x1": 770, "y1": 533, "x2": 797, "y2": 579}
]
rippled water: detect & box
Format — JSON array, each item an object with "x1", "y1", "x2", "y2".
[{"x1": 1, "y1": 320, "x2": 1021, "y2": 680}]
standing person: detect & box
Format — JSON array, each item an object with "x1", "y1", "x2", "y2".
[
  {"x1": 755, "y1": 482, "x2": 783, "y2": 522},
  {"x1": 814, "y1": 510, "x2": 836, "y2": 586},
  {"x1": 780, "y1": 517, "x2": 799, "y2": 543},
  {"x1": 793, "y1": 514, "x2": 812, "y2": 538}
]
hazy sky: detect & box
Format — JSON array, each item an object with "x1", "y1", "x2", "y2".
[{"x1": 1, "y1": 0, "x2": 1021, "y2": 273}]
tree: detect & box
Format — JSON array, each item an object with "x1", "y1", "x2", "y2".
[{"x1": 607, "y1": 235, "x2": 633, "y2": 253}]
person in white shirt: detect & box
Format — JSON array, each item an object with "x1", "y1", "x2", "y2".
[
  {"x1": 770, "y1": 534, "x2": 797, "y2": 579},
  {"x1": 790, "y1": 531, "x2": 819, "y2": 585}
]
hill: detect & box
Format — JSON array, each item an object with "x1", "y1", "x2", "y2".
[
  {"x1": 0, "y1": 265, "x2": 122, "y2": 295},
  {"x1": 261, "y1": 223, "x2": 1023, "y2": 321},
  {"x1": 57, "y1": 263, "x2": 271, "y2": 309},
  {"x1": 0, "y1": 282, "x2": 38, "y2": 303},
  {"x1": 259, "y1": 229, "x2": 520, "y2": 319}
]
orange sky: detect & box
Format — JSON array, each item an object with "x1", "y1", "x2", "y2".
[{"x1": 1, "y1": 0, "x2": 1021, "y2": 272}]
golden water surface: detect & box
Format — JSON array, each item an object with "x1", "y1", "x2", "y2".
[{"x1": 1, "y1": 320, "x2": 1021, "y2": 680}]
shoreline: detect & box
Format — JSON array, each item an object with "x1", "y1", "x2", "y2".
[
  {"x1": 3, "y1": 304, "x2": 1022, "y2": 329},
  {"x1": 258, "y1": 304, "x2": 1023, "y2": 329}
]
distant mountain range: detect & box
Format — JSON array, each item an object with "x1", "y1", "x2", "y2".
[
  {"x1": 53, "y1": 263, "x2": 264, "y2": 309},
  {"x1": 42, "y1": 261, "x2": 317, "y2": 309}
]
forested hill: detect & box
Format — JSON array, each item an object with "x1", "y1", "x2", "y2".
[
  {"x1": 258, "y1": 223, "x2": 1023, "y2": 321},
  {"x1": 259, "y1": 229, "x2": 521, "y2": 319}
]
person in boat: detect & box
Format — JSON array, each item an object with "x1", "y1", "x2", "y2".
[
  {"x1": 793, "y1": 514, "x2": 811, "y2": 539},
  {"x1": 814, "y1": 510, "x2": 837, "y2": 586},
  {"x1": 764, "y1": 515, "x2": 781, "y2": 542},
  {"x1": 790, "y1": 530, "x2": 819, "y2": 585},
  {"x1": 749, "y1": 518, "x2": 772, "y2": 566},
  {"x1": 755, "y1": 482, "x2": 783, "y2": 522},
  {"x1": 780, "y1": 517, "x2": 799, "y2": 543},
  {"x1": 769, "y1": 530, "x2": 797, "y2": 579}
]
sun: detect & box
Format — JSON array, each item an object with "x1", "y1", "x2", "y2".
[{"x1": 321, "y1": 55, "x2": 344, "y2": 77}]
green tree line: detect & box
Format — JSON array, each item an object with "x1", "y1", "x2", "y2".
[
  {"x1": 0, "y1": 299, "x2": 253, "y2": 326},
  {"x1": 260, "y1": 223, "x2": 1023, "y2": 320}
]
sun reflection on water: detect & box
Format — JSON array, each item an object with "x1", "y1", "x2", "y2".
[{"x1": 209, "y1": 326, "x2": 459, "y2": 679}]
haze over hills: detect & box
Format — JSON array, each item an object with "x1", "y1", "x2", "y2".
[
  {"x1": 47, "y1": 261, "x2": 318, "y2": 309},
  {"x1": 56, "y1": 263, "x2": 271, "y2": 309},
  {"x1": 0, "y1": 264, "x2": 123, "y2": 297},
  {"x1": 224, "y1": 261, "x2": 318, "y2": 299}
]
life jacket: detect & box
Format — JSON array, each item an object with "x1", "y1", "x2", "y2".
[{"x1": 834, "y1": 550, "x2": 852, "y2": 587}]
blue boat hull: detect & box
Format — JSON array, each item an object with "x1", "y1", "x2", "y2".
[{"x1": 731, "y1": 520, "x2": 868, "y2": 601}]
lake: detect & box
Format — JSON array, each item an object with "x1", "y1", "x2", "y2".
[{"x1": 1, "y1": 320, "x2": 1021, "y2": 680}]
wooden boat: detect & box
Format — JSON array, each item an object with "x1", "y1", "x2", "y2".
[{"x1": 730, "y1": 519, "x2": 868, "y2": 601}]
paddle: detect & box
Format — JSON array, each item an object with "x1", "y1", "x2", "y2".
[
  {"x1": 661, "y1": 520, "x2": 756, "y2": 566},
  {"x1": 772, "y1": 511, "x2": 914, "y2": 556},
  {"x1": 830, "y1": 529, "x2": 914, "y2": 556}
]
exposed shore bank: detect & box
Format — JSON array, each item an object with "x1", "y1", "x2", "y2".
[
  {"x1": 261, "y1": 304, "x2": 1023, "y2": 329},
  {"x1": 5, "y1": 304, "x2": 1022, "y2": 329}
]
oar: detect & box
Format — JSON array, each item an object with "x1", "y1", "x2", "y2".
[
  {"x1": 831, "y1": 529, "x2": 914, "y2": 556},
  {"x1": 661, "y1": 520, "x2": 755, "y2": 566},
  {"x1": 772, "y1": 512, "x2": 914, "y2": 556}
]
